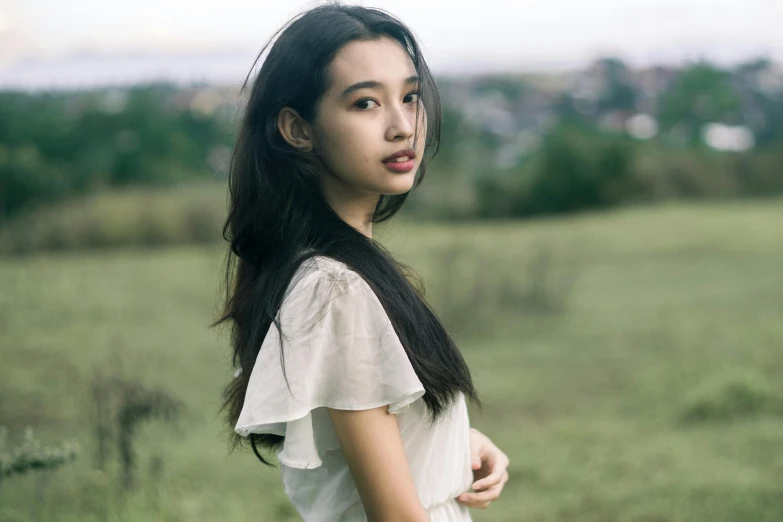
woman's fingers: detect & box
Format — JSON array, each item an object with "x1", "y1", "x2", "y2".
[
  {"x1": 456, "y1": 471, "x2": 509, "y2": 508},
  {"x1": 472, "y1": 465, "x2": 509, "y2": 492},
  {"x1": 456, "y1": 484, "x2": 501, "y2": 507}
]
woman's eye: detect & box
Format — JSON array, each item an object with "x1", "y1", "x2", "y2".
[
  {"x1": 355, "y1": 98, "x2": 379, "y2": 110},
  {"x1": 354, "y1": 91, "x2": 421, "y2": 110}
]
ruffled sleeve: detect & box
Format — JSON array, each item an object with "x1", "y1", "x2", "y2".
[{"x1": 234, "y1": 258, "x2": 425, "y2": 469}]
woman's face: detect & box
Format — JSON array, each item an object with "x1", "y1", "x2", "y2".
[{"x1": 310, "y1": 36, "x2": 427, "y2": 201}]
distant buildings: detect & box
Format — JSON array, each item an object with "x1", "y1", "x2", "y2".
[{"x1": 440, "y1": 57, "x2": 782, "y2": 160}]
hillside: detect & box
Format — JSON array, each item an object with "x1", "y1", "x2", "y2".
[{"x1": 1, "y1": 199, "x2": 782, "y2": 522}]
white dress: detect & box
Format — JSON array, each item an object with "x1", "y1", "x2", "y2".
[{"x1": 235, "y1": 255, "x2": 475, "y2": 521}]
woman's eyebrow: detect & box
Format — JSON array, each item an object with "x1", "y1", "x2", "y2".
[{"x1": 339, "y1": 75, "x2": 419, "y2": 100}]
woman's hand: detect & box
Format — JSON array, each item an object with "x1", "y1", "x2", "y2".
[{"x1": 456, "y1": 428, "x2": 510, "y2": 509}]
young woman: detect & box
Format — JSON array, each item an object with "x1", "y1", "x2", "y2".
[{"x1": 213, "y1": 2, "x2": 509, "y2": 520}]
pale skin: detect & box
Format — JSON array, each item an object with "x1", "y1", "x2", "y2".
[{"x1": 277, "y1": 35, "x2": 509, "y2": 520}]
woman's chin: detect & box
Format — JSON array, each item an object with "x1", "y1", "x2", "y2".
[
  {"x1": 381, "y1": 184, "x2": 414, "y2": 196},
  {"x1": 379, "y1": 173, "x2": 416, "y2": 196}
]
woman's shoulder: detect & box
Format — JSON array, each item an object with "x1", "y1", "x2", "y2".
[
  {"x1": 283, "y1": 255, "x2": 371, "y2": 312},
  {"x1": 306, "y1": 254, "x2": 352, "y2": 276},
  {"x1": 293, "y1": 255, "x2": 364, "y2": 289}
]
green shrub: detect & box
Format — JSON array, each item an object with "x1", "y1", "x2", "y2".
[
  {"x1": 0, "y1": 182, "x2": 226, "y2": 255},
  {"x1": 679, "y1": 373, "x2": 783, "y2": 424}
]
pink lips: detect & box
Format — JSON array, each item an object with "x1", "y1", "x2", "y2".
[
  {"x1": 382, "y1": 148, "x2": 416, "y2": 163},
  {"x1": 383, "y1": 158, "x2": 415, "y2": 172}
]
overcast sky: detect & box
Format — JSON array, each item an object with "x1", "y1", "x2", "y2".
[{"x1": 0, "y1": 0, "x2": 780, "y2": 80}]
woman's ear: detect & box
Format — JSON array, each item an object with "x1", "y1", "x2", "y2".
[{"x1": 278, "y1": 106, "x2": 315, "y2": 152}]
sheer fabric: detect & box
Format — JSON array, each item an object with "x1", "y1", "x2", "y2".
[{"x1": 235, "y1": 256, "x2": 474, "y2": 521}]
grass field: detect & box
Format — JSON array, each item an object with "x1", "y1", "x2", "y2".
[{"x1": 1, "y1": 199, "x2": 782, "y2": 521}]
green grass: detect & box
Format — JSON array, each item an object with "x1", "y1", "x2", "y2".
[{"x1": 1, "y1": 198, "x2": 782, "y2": 521}]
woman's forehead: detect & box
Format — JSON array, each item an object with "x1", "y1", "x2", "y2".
[{"x1": 326, "y1": 37, "x2": 417, "y2": 96}]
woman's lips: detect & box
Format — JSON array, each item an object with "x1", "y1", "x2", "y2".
[{"x1": 382, "y1": 158, "x2": 415, "y2": 172}]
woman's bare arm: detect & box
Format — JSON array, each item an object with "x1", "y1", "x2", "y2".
[{"x1": 327, "y1": 405, "x2": 429, "y2": 522}]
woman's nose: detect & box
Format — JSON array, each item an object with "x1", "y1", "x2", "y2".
[{"x1": 386, "y1": 105, "x2": 415, "y2": 141}]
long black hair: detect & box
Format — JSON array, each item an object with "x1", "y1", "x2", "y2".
[{"x1": 212, "y1": 1, "x2": 481, "y2": 467}]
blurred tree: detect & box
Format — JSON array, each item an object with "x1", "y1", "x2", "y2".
[
  {"x1": 470, "y1": 73, "x2": 530, "y2": 105},
  {"x1": 596, "y1": 57, "x2": 637, "y2": 112},
  {"x1": 474, "y1": 124, "x2": 637, "y2": 217},
  {"x1": 0, "y1": 84, "x2": 236, "y2": 219},
  {"x1": 658, "y1": 61, "x2": 742, "y2": 144},
  {"x1": 733, "y1": 58, "x2": 783, "y2": 146}
]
